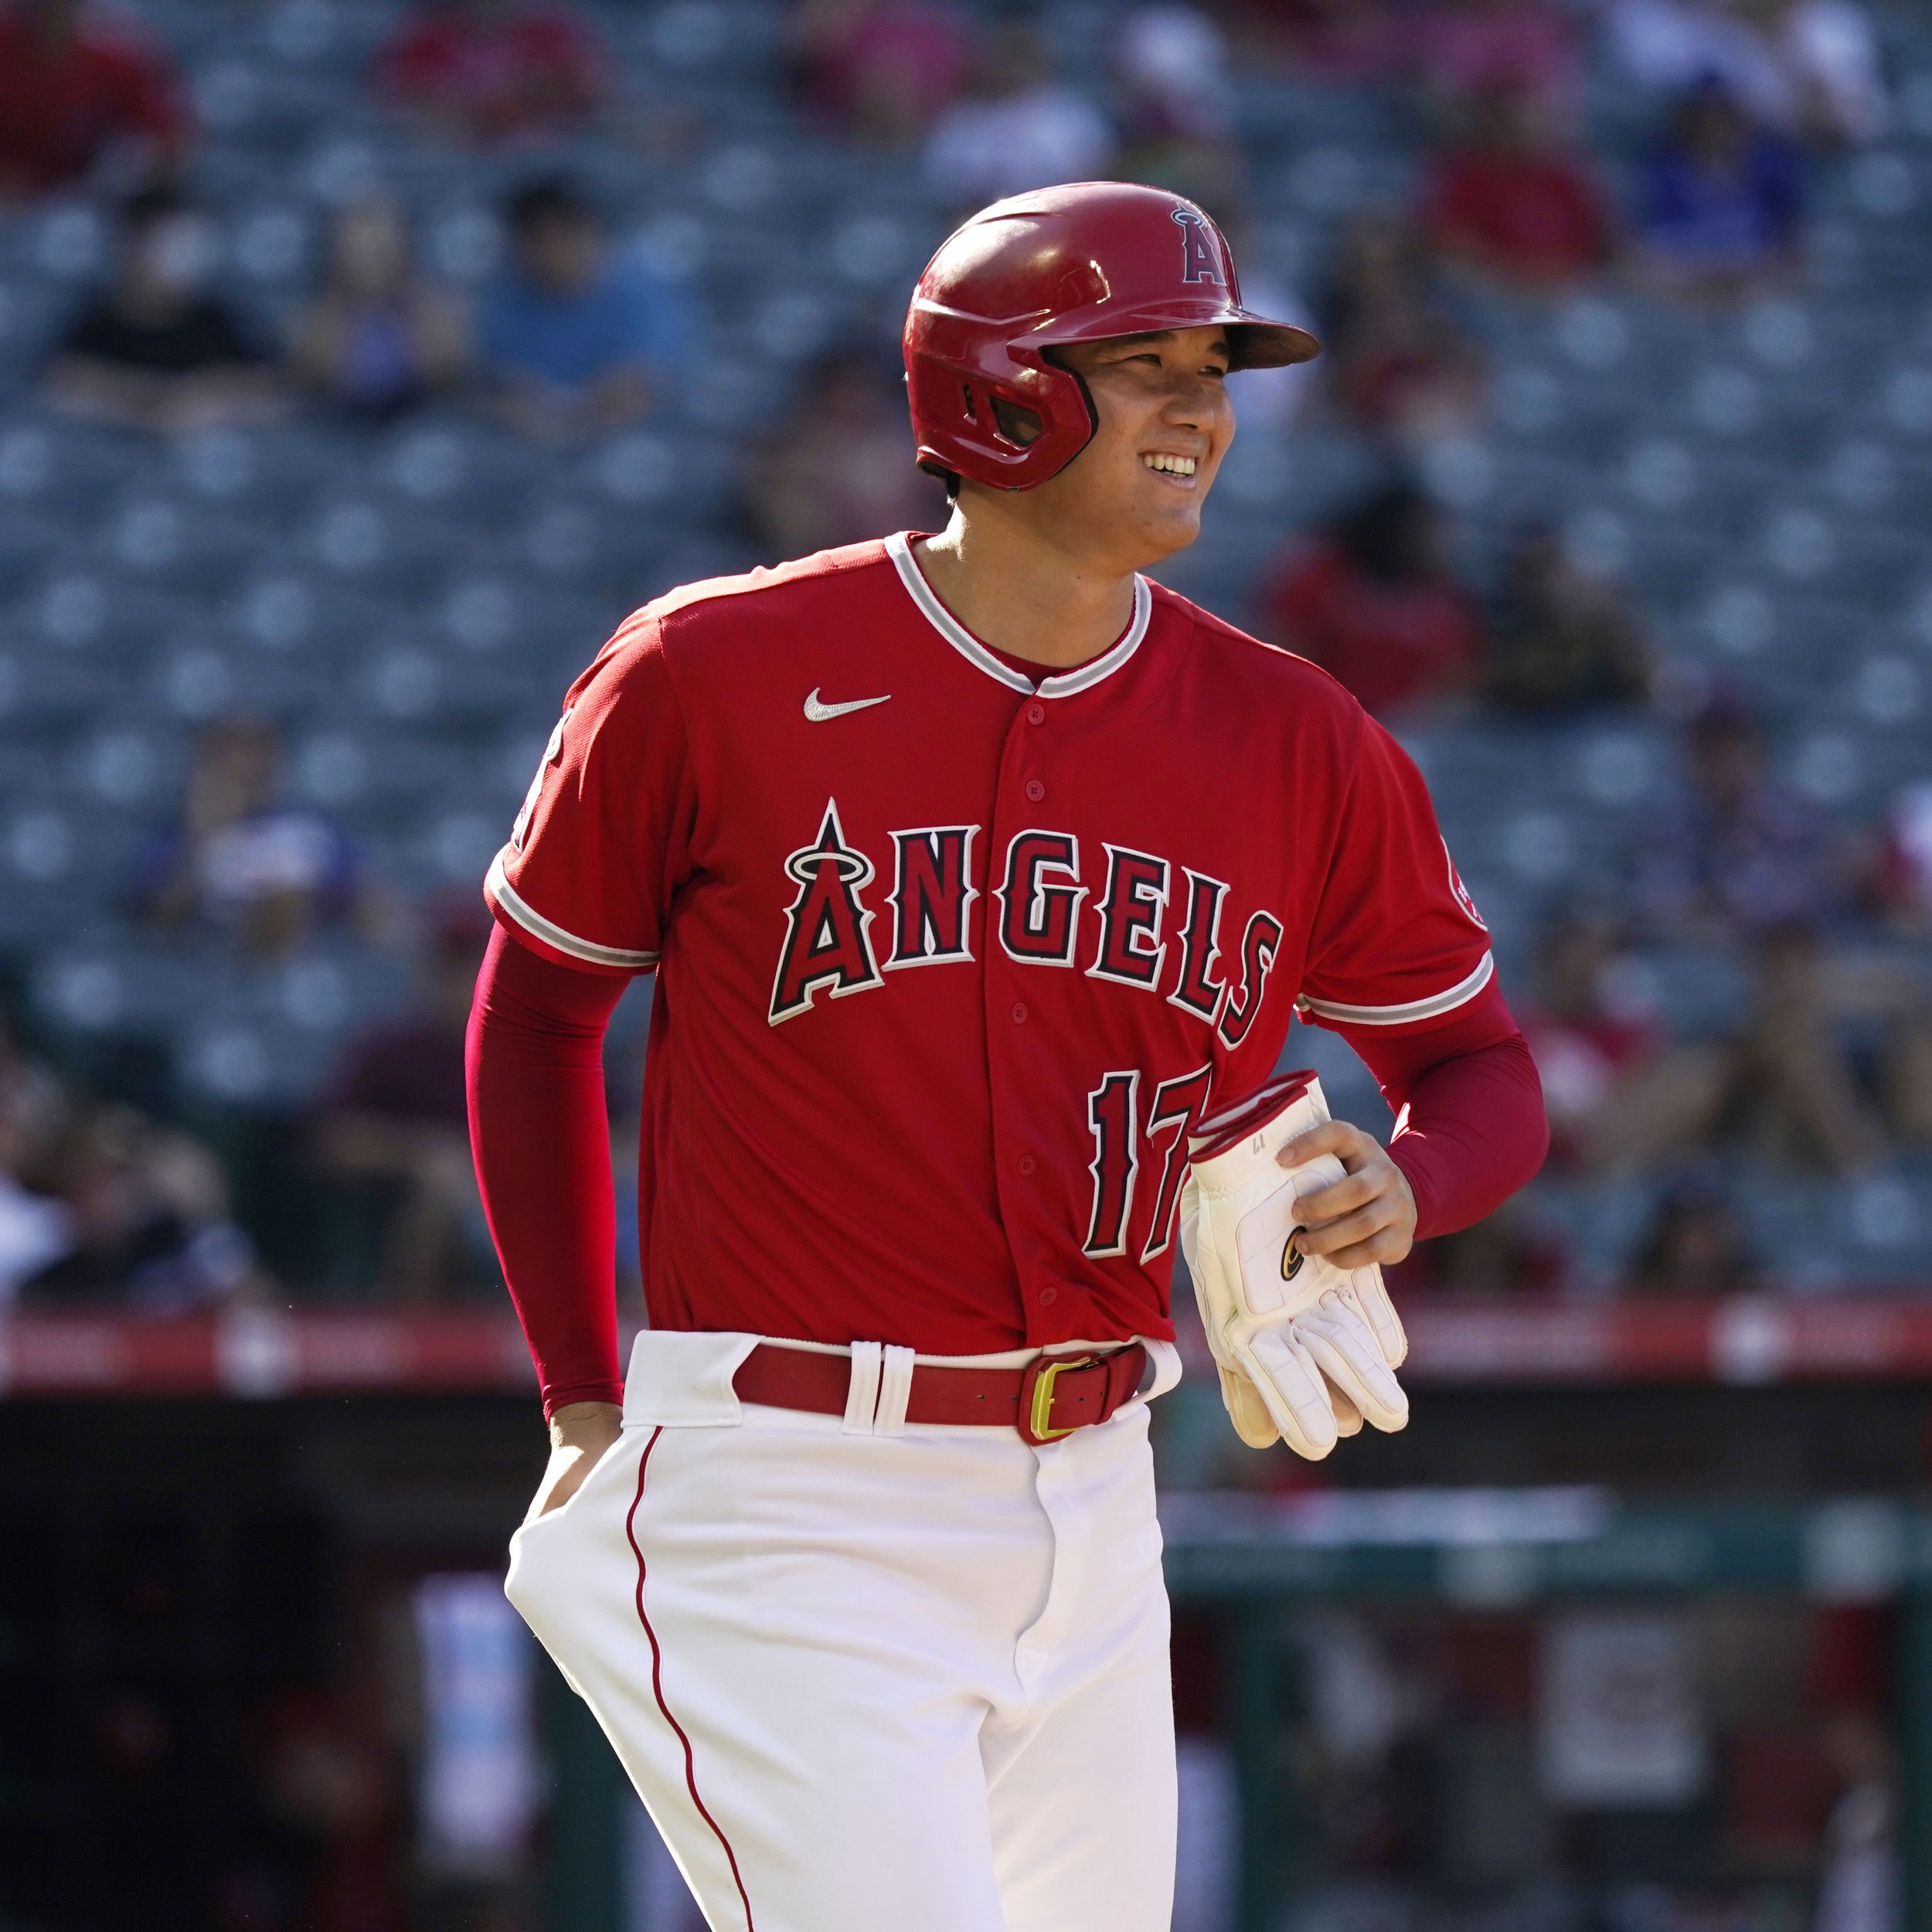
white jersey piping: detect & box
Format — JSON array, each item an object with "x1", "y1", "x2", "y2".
[
  {"x1": 883, "y1": 532, "x2": 1151, "y2": 699},
  {"x1": 1295, "y1": 951, "x2": 1495, "y2": 1026},
  {"x1": 487, "y1": 849, "x2": 660, "y2": 971}
]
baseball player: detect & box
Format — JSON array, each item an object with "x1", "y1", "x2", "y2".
[{"x1": 468, "y1": 182, "x2": 1547, "y2": 1932}]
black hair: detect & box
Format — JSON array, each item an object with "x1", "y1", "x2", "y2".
[
  {"x1": 505, "y1": 175, "x2": 594, "y2": 233},
  {"x1": 119, "y1": 185, "x2": 188, "y2": 233},
  {"x1": 1333, "y1": 480, "x2": 1432, "y2": 583}
]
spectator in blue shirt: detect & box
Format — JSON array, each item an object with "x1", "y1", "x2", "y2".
[
  {"x1": 479, "y1": 175, "x2": 689, "y2": 441},
  {"x1": 1635, "y1": 80, "x2": 1805, "y2": 301}
]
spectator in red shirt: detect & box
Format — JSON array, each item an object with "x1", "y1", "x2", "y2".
[
  {"x1": 1316, "y1": 210, "x2": 1488, "y2": 446},
  {"x1": 0, "y1": 0, "x2": 188, "y2": 200},
  {"x1": 1260, "y1": 481, "x2": 1484, "y2": 720},
  {"x1": 1253, "y1": 0, "x2": 1404, "y2": 85},
  {"x1": 375, "y1": 0, "x2": 605, "y2": 145},
  {"x1": 1420, "y1": 85, "x2": 1615, "y2": 290},
  {"x1": 788, "y1": 0, "x2": 975, "y2": 144},
  {"x1": 1414, "y1": 0, "x2": 1583, "y2": 122}
]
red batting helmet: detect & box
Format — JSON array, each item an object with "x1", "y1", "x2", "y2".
[{"x1": 903, "y1": 181, "x2": 1320, "y2": 492}]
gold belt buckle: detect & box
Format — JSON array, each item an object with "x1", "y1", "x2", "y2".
[{"x1": 1020, "y1": 1352, "x2": 1097, "y2": 1446}]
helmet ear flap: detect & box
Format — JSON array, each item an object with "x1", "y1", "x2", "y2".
[{"x1": 988, "y1": 393, "x2": 1043, "y2": 450}]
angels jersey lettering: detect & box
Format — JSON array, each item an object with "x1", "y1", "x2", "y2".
[{"x1": 485, "y1": 534, "x2": 1492, "y2": 1355}]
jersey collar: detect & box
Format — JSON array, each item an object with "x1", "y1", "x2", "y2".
[{"x1": 884, "y1": 531, "x2": 1152, "y2": 700}]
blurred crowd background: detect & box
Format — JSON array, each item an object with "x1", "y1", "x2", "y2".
[
  {"x1": 2, "y1": 0, "x2": 1930, "y2": 1328},
  {"x1": 3, "y1": 0, "x2": 1932, "y2": 1927}
]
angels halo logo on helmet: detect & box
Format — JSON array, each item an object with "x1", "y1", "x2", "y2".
[{"x1": 902, "y1": 180, "x2": 1321, "y2": 494}]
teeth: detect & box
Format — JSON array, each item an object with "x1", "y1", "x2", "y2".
[{"x1": 1143, "y1": 453, "x2": 1197, "y2": 476}]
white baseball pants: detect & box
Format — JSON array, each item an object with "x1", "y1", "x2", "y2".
[{"x1": 505, "y1": 1330, "x2": 1180, "y2": 1932}]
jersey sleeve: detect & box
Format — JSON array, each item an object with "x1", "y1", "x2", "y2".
[
  {"x1": 1296, "y1": 713, "x2": 1494, "y2": 1032},
  {"x1": 484, "y1": 614, "x2": 692, "y2": 975}
]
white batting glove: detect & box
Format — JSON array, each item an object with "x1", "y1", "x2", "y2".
[{"x1": 1179, "y1": 1072, "x2": 1409, "y2": 1459}]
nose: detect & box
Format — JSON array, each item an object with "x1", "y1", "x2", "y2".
[{"x1": 1161, "y1": 369, "x2": 1226, "y2": 437}]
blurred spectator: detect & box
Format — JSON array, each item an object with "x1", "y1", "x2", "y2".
[
  {"x1": 1482, "y1": 526, "x2": 1654, "y2": 715},
  {"x1": 130, "y1": 717, "x2": 362, "y2": 956},
  {"x1": 0, "y1": 1019, "x2": 74, "y2": 1308},
  {"x1": 746, "y1": 347, "x2": 943, "y2": 557},
  {"x1": 0, "y1": 0, "x2": 189, "y2": 200},
  {"x1": 479, "y1": 176, "x2": 688, "y2": 444},
  {"x1": 1316, "y1": 211, "x2": 1487, "y2": 445},
  {"x1": 375, "y1": 0, "x2": 604, "y2": 145},
  {"x1": 1260, "y1": 481, "x2": 1484, "y2": 720},
  {"x1": 1866, "y1": 781, "x2": 1932, "y2": 933},
  {"x1": 311, "y1": 902, "x2": 492, "y2": 1301},
  {"x1": 1420, "y1": 87, "x2": 1615, "y2": 291},
  {"x1": 1389, "y1": 1199, "x2": 1569, "y2": 1293},
  {"x1": 1415, "y1": 0, "x2": 1583, "y2": 121},
  {"x1": 1519, "y1": 913, "x2": 1674, "y2": 1175},
  {"x1": 789, "y1": 0, "x2": 974, "y2": 145},
  {"x1": 44, "y1": 188, "x2": 281, "y2": 436},
  {"x1": 1112, "y1": 5, "x2": 1243, "y2": 209},
  {"x1": 18, "y1": 1103, "x2": 261, "y2": 1310},
  {"x1": 1634, "y1": 696, "x2": 1851, "y2": 940},
  {"x1": 1260, "y1": 0, "x2": 1403, "y2": 84},
  {"x1": 1604, "y1": 0, "x2": 1888, "y2": 146},
  {"x1": 1634, "y1": 83, "x2": 1805, "y2": 303},
  {"x1": 1737, "y1": 0, "x2": 1890, "y2": 145},
  {"x1": 1626, "y1": 1172, "x2": 1759, "y2": 1294},
  {"x1": 1577, "y1": 917, "x2": 1932, "y2": 1175},
  {"x1": 921, "y1": 23, "x2": 1115, "y2": 209},
  {"x1": 289, "y1": 199, "x2": 468, "y2": 423},
  {"x1": 1709, "y1": 920, "x2": 1888, "y2": 1174}
]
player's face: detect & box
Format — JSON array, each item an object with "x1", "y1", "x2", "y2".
[{"x1": 1040, "y1": 327, "x2": 1234, "y2": 566}]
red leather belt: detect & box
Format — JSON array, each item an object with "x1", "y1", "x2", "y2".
[{"x1": 732, "y1": 1342, "x2": 1148, "y2": 1447}]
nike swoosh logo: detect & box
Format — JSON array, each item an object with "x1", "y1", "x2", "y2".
[{"x1": 804, "y1": 688, "x2": 891, "y2": 722}]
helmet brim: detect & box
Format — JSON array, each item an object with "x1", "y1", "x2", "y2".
[{"x1": 1029, "y1": 303, "x2": 1321, "y2": 370}]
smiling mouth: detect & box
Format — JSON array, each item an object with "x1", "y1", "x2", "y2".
[{"x1": 1142, "y1": 452, "x2": 1199, "y2": 485}]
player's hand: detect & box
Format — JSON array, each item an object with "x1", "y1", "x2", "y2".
[
  {"x1": 527, "y1": 1400, "x2": 624, "y2": 1526},
  {"x1": 1276, "y1": 1121, "x2": 1417, "y2": 1270}
]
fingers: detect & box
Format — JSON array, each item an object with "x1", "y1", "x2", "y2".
[
  {"x1": 1291, "y1": 1165, "x2": 1381, "y2": 1223},
  {"x1": 1240, "y1": 1328, "x2": 1338, "y2": 1461},
  {"x1": 1298, "y1": 1300, "x2": 1410, "y2": 1434},
  {"x1": 1219, "y1": 1365, "x2": 1281, "y2": 1450},
  {"x1": 1277, "y1": 1120, "x2": 1372, "y2": 1172},
  {"x1": 1349, "y1": 1274, "x2": 1410, "y2": 1369},
  {"x1": 1328, "y1": 1379, "x2": 1363, "y2": 1437},
  {"x1": 1294, "y1": 1198, "x2": 1396, "y2": 1260},
  {"x1": 1321, "y1": 1228, "x2": 1414, "y2": 1270}
]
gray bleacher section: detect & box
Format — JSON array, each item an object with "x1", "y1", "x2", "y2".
[{"x1": 0, "y1": 0, "x2": 1929, "y2": 1284}]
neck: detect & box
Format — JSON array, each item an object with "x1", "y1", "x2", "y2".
[{"x1": 913, "y1": 503, "x2": 1138, "y2": 671}]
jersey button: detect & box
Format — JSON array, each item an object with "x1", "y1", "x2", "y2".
[
  {"x1": 1026, "y1": 702, "x2": 1046, "y2": 726},
  {"x1": 1023, "y1": 778, "x2": 1046, "y2": 803},
  {"x1": 1010, "y1": 1001, "x2": 1028, "y2": 1024},
  {"x1": 1036, "y1": 1284, "x2": 1060, "y2": 1307},
  {"x1": 1016, "y1": 1154, "x2": 1037, "y2": 1177}
]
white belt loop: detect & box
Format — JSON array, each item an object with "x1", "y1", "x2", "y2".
[
  {"x1": 842, "y1": 1341, "x2": 884, "y2": 1434},
  {"x1": 873, "y1": 1345, "x2": 915, "y2": 1436},
  {"x1": 1138, "y1": 1338, "x2": 1183, "y2": 1403}
]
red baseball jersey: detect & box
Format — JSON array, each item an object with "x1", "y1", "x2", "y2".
[{"x1": 485, "y1": 532, "x2": 1495, "y2": 1354}]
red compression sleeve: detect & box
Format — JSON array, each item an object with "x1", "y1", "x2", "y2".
[
  {"x1": 467, "y1": 924, "x2": 631, "y2": 1418},
  {"x1": 1329, "y1": 984, "x2": 1549, "y2": 1240}
]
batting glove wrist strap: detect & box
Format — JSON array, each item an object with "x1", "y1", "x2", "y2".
[{"x1": 1179, "y1": 1071, "x2": 1409, "y2": 1459}]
